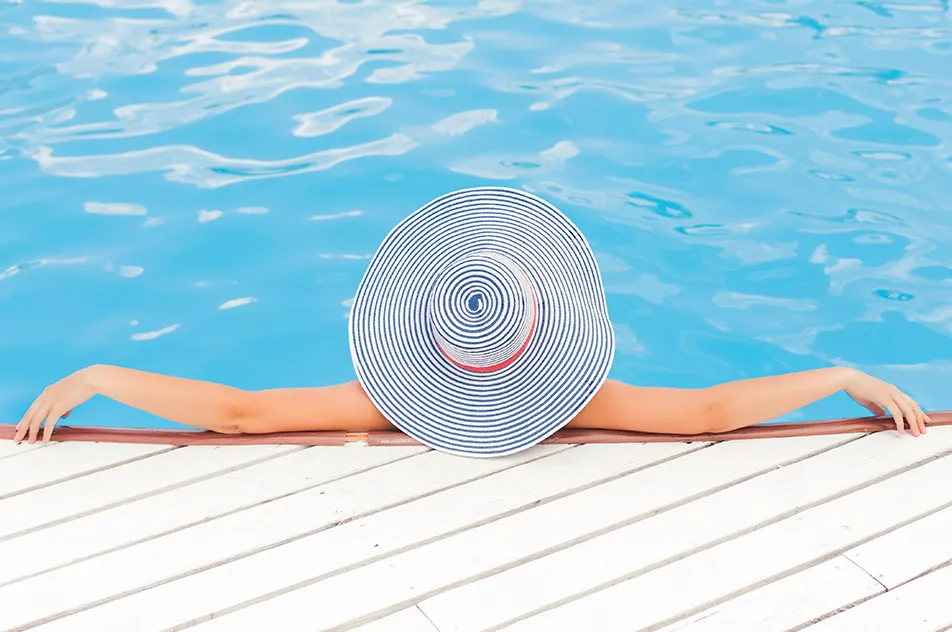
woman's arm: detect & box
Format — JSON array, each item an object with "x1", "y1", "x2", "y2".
[
  {"x1": 570, "y1": 367, "x2": 929, "y2": 437},
  {"x1": 14, "y1": 364, "x2": 929, "y2": 444},
  {"x1": 13, "y1": 365, "x2": 391, "y2": 444}
]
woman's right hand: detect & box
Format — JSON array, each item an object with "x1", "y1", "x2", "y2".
[
  {"x1": 15, "y1": 367, "x2": 98, "y2": 444},
  {"x1": 844, "y1": 369, "x2": 929, "y2": 437}
]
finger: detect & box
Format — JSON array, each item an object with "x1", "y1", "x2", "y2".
[
  {"x1": 894, "y1": 395, "x2": 920, "y2": 437},
  {"x1": 883, "y1": 400, "x2": 904, "y2": 435},
  {"x1": 43, "y1": 409, "x2": 64, "y2": 443},
  {"x1": 902, "y1": 393, "x2": 926, "y2": 435},
  {"x1": 904, "y1": 395, "x2": 927, "y2": 435},
  {"x1": 28, "y1": 405, "x2": 49, "y2": 444},
  {"x1": 899, "y1": 394, "x2": 925, "y2": 435},
  {"x1": 61, "y1": 410, "x2": 72, "y2": 419},
  {"x1": 897, "y1": 393, "x2": 924, "y2": 437},
  {"x1": 15, "y1": 397, "x2": 44, "y2": 442},
  {"x1": 13, "y1": 415, "x2": 26, "y2": 442},
  {"x1": 15, "y1": 400, "x2": 45, "y2": 443}
]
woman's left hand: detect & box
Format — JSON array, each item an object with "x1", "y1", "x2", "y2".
[
  {"x1": 844, "y1": 369, "x2": 929, "y2": 437},
  {"x1": 14, "y1": 368, "x2": 97, "y2": 444}
]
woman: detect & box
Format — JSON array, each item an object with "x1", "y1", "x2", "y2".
[{"x1": 14, "y1": 188, "x2": 930, "y2": 451}]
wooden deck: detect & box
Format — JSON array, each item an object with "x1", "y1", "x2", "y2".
[{"x1": 1, "y1": 427, "x2": 951, "y2": 632}]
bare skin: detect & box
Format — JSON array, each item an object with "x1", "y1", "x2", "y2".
[{"x1": 14, "y1": 364, "x2": 930, "y2": 445}]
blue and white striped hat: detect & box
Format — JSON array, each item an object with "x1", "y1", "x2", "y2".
[{"x1": 349, "y1": 187, "x2": 615, "y2": 457}]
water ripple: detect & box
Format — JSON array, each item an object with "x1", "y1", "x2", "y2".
[
  {"x1": 292, "y1": 97, "x2": 392, "y2": 138},
  {"x1": 29, "y1": 133, "x2": 418, "y2": 187}
]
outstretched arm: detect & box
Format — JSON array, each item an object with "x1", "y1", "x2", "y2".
[
  {"x1": 571, "y1": 367, "x2": 929, "y2": 437},
  {"x1": 13, "y1": 365, "x2": 391, "y2": 444},
  {"x1": 14, "y1": 364, "x2": 929, "y2": 444}
]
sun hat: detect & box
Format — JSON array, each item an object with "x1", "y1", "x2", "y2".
[{"x1": 349, "y1": 186, "x2": 615, "y2": 457}]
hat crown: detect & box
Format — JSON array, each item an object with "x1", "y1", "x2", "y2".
[{"x1": 428, "y1": 250, "x2": 536, "y2": 373}]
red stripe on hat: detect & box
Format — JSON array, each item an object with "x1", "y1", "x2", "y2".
[{"x1": 437, "y1": 297, "x2": 537, "y2": 373}]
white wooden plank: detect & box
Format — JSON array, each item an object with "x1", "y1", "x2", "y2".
[
  {"x1": 844, "y1": 504, "x2": 952, "y2": 589},
  {"x1": 0, "y1": 443, "x2": 575, "y2": 631},
  {"x1": 21, "y1": 442, "x2": 694, "y2": 632},
  {"x1": 654, "y1": 557, "x2": 883, "y2": 632},
  {"x1": 0, "y1": 445, "x2": 378, "y2": 585},
  {"x1": 0, "y1": 440, "x2": 46, "y2": 460},
  {"x1": 804, "y1": 563, "x2": 952, "y2": 632},
  {"x1": 0, "y1": 442, "x2": 170, "y2": 499},
  {"x1": 496, "y1": 449, "x2": 952, "y2": 632},
  {"x1": 0, "y1": 444, "x2": 299, "y2": 542},
  {"x1": 171, "y1": 435, "x2": 854, "y2": 632},
  {"x1": 419, "y1": 427, "x2": 952, "y2": 632},
  {"x1": 352, "y1": 608, "x2": 440, "y2": 632}
]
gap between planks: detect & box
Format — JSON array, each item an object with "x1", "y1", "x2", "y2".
[
  {"x1": 844, "y1": 503, "x2": 952, "y2": 590},
  {"x1": 486, "y1": 448, "x2": 952, "y2": 632},
  {"x1": 323, "y1": 436, "x2": 863, "y2": 632},
  {"x1": 840, "y1": 553, "x2": 887, "y2": 592},
  {"x1": 90, "y1": 435, "x2": 864, "y2": 632},
  {"x1": 7, "y1": 442, "x2": 701, "y2": 632},
  {"x1": 0, "y1": 445, "x2": 431, "y2": 588},
  {"x1": 798, "y1": 561, "x2": 952, "y2": 632},
  {"x1": 0, "y1": 444, "x2": 583, "y2": 630},
  {"x1": 18, "y1": 432, "x2": 948, "y2": 632},
  {"x1": 0, "y1": 445, "x2": 303, "y2": 543},
  {"x1": 0, "y1": 442, "x2": 176, "y2": 501},
  {"x1": 408, "y1": 432, "x2": 952, "y2": 632},
  {"x1": 653, "y1": 486, "x2": 952, "y2": 632},
  {"x1": 0, "y1": 441, "x2": 48, "y2": 461}
]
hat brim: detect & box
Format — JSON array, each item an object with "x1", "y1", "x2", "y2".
[{"x1": 349, "y1": 187, "x2": 615, "y2": 457}]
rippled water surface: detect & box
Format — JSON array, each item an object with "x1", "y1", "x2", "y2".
[{"x1": 1, "y1": 0, "x2": 950, "y2": 429}]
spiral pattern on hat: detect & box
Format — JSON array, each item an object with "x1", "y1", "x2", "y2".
[
  {"x1": 349, "y1": 186, "x2": 615, "y2": 458},
  {"x1": 429, "y1": 251, "x2": 536, "y2": 372}
]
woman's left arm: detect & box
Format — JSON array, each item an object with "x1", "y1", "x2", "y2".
[{"x1": 571, "y1": 368, "x2": 930, "y2": 437}]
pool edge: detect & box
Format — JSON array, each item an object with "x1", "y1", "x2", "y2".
[{"x1": 1, "y1": 411, "x2": 949, "y2": 447}]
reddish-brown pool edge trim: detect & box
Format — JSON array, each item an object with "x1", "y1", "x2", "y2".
[{"x1": 2, "y1": 411, "x2": 948, "y2": 448}]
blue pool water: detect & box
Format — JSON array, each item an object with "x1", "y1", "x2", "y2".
[{"x1": 1, "y1": 0, "x2": 950, "y2": 431}]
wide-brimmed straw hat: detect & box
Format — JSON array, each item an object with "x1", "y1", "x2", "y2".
[{"x1": 349, "y1": 186, "x2": 615, "y2": 457}]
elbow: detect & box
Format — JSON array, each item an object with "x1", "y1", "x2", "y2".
[
  {"x1": 696, "y1": 392, "x2": 736, "y2": 435},
  {"x1": 213, "y1": 408, "x2": 248, "y2": 435},
  {"x1": 215, "y1": 392, "x2": 271, "y2": 435}
]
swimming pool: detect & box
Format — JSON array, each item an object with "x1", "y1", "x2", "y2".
[{"x1": 1, "y1": 0, "x2": 949, "y2": 431}]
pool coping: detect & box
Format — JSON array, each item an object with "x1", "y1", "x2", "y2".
[{"x1": 1, "y1": 411, "x2": 948, "y2": 446}]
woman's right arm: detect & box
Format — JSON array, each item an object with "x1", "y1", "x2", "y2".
[{"x1": 14, "y1": 365, "x2": 391, "y2": 444}]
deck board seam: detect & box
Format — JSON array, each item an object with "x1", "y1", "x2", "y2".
[
  {"x1": 0, "y1": 444, "x2": 48, "y2": 462},
  {"x1": 839, "y1": 495, "x2": 952, "y2": 595},
  {"x1": 0, "y1": 447, "x2": 432, "y2": 588},
  {"x1": 10, "y1": 437, "x2": 948, "y2": 631},
  {"x1": 894, "y1": 557, "x2": 952, "y2": 590},
  {"x1": 840, "y1": 553, "x2": 888, "y2": 592},
  {"x1": 161, "y1": 437, "x2": 858, "y2": 631},
  {"x1": 415, "y1": 605, "x2": 443, "y2": 632},
  {"x1": 467, "y1": 447, "x2": 952, "y2": 632},
  {"x1": 0, "y1": 446, "x2": 307, "y2": 546},
  {"x1": 788, "y1": 555, "x2": 952, "y2": 631},
  {"x1": 324, "y1": 436, "x2": 870, "y2": 631},
  {"x1": 10, "y1": 445, "x2": 579, "y2": 630},
  {"x1": 0, "y1": 445, "x2": 180, "y2": 503},
  {"x1": 643, "y1": 498, "x2": 952, "y2": 632},
  {"x1": 634, "y1": 552, "x2": 883, "y2": 632},
  {"x1": 148, "y1": 444, "x2": 720, "y2": 631}
]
